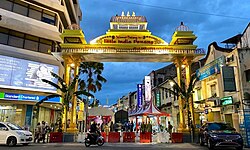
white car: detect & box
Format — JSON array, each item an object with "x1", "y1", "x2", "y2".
[{"x1": 0, "y1": 122, "x2": 33, "y2": 146}]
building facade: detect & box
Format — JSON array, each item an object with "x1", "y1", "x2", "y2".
[{"x1": 0, "y1": 0, "x2": 82, "y2": 130}]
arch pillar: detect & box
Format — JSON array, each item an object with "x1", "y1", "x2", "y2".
[
  {"x1": 184, "y1": 57, "x2": 195, "y2": 127},
  {"x1": 62, "y1": 58, "x2": 71, "y2": 131},
  {"x1": 68, "y1": 60, "x2": 81, "y2": 133},
  {"x1": 174, "y1": 57, "x2": 185, "y2": 131}
]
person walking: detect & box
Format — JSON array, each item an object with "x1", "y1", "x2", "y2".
[
  {"x1": 167, "y1": 121, "x2": 173, "y2": 141},
  {"x1": 34, "y1": 122, "x2": 41, "y2": 143},
  {"x1": 39, "y1": 121, "x2": 46, "y2": 143},
  {"x1": 110, "y1": 121, "x2": 114, "y2": 132},
  {"x1": 130, "y1": 121, "x2": 134, "y2": 132},
  {"x1": 104, "y1": 123, "x2": 109, "y2": 140}
]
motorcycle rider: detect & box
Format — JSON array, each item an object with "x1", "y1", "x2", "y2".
[{"x1": 90, "y1": 122, "x2": 99, "y2": 142}]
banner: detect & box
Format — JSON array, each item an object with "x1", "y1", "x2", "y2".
[
  {"x1": 137, "y1": 84, "x2": 142, "y2": 108},
  {"x1": 144, "y1": 76, "x2": 151, "y2": 102}
]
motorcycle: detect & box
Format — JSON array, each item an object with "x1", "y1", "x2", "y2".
[{"x1": 84, "y1": 132, "x2": 104, "y2": 147}]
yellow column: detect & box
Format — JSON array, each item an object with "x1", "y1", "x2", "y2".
[
  {"x1": 68, "y1": 61, "x2": 80, "y2": 132},
  {"x1": 185, "y1": 58, "x2": 195, "y2": 127},
  {"x1": 62, "y1": 60, "x2": 71, "y2": 131},
  {"x1": 175, "y1": 58, "x2": 185, "y2": 131}
]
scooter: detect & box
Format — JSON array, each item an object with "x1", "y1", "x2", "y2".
[{"x1": 84, "y1": 132, "x2": 104, "y2": 147}]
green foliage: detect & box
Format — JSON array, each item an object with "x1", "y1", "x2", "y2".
[
  {"x1": 79, "y1": 62, "x2": 107, "y2": 93},
  {"x1": 35, "y1": 72, "x2": 93, "y2": 132},
  {"x1": 165, "y1": 74, "x2": 198, "y2": 109}
]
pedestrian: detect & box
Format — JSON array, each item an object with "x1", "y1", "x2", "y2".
[
  {"x1": 167, "y1": 121, "x2": 173, "y2": 140},
  {"x1": 130, "y1": 121, "x2": 134, "y2": 132},
  {"x1": 110, "y1": 121, "x2": 114, "y2": 132},
  {"x1": 39, "y1": 121, "x2": 46, "y2": 143},
  {"x1": 104, "y1": 123, "x2": 109, "y2": 136},
  {"x1": 34, "y1": 122, "x2": 41, "y2": 143}
]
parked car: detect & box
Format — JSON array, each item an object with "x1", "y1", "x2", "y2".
[
  {"x1": 0, "y1": 122, "x2": 33, "y2": 146},
  {"x1": 199, "y1": 122, "x2": 243, "y2": 150}
]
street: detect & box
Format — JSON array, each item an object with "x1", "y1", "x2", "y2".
[{"x1": 0, "y1": 143, "x2": 246, "y2": 150}]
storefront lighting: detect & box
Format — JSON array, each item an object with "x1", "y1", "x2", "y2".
[
  {"x1": 70, "y1": 63, "x2": 75, "y2": 67},
  {"x1": 181, "y1": 65, "x2": 186, "y2": 68}
]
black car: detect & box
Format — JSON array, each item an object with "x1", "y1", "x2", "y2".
[{"x1": 199, "y1": 122, "x2": 243, "y2": 150}]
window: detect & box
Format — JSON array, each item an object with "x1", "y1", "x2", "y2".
[
  {"x1": 39, "y1": 39, "x2": 52, "y2": 53},
  {"x1": 245, "y1": 69, "x2": 250, "y2": 82},
  {"x1": 210, "y1": 84, "x2": 216, "y2": 97},
  {"x1": 24, "y1": 35, "x2": 39, "y2": 51},
  {"x1": 13, "y1": 2, "x2": 28, "y2": 16},
  {"x1": 0, "y1": 28, "x2": 9, "y2": 45},
  {"x1": 0, "y1": 0, "x2": 13, "y2": 11},
  {"x1": 28, "y1": 6, "x2": 42, "y2": 21},
  {"x1": 165, "y1": 89, "x2": 168, "y2": 98},
  {"x1": 41, "y1": 10, "x2": 56, "y2": 25},
  {"x1": 0, "y1": 123, "x2": 7, "y2": 131},
  {"x1": 8, "y1": 31, "x2": 24, "y2": 48},
  {"x1": 197, "y1": 89, "x2": 202, "y2": 100}
]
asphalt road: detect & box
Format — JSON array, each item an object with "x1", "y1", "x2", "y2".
[{"x1": 0, "y1": 143, "x2": 245, "y2": 150}]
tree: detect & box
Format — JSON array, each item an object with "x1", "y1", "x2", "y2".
[
  {"x1": 165, "y1": 73, "x2": 198, "y2": 140},
  {"x1": 78, "y1": 62, "x2": 107, "y2": 131},
  {"x1": 35, "y1": 72, "x2": 93, "y2": 132}
]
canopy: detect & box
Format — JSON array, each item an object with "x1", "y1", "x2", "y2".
[{"x1": 129, "y1": 101, "x2": 170, "y2": 117}]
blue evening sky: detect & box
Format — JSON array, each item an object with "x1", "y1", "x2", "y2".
[{"x1": 79, "y1": 0, "x2": 249, "y2": 105}]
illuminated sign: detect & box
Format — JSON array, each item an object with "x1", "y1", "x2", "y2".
[
  {"x1": 221, "y1": 96, "x2": 233, "y2": 105},
  {"x1": 145, "y1": 76, "x2": 152, "y2": 102},
  {"x1": 0, "y1": 92, "x2": 61, "y2": 103},
  {"x1": 156, "y1": 92, "x2": 161, "y2": 107},
  {"x1": 0, "y1": 55, "x2": 59, "y2": 93},
  {"x1": 196, "y1": 56, "x2": 225, "y2": 80},
  {"x1": 137, "y1": 84, "x2": 142, "y2": 108},
  {"x1": 95, "y1": 35, "x2": 164, "y2": 45}
]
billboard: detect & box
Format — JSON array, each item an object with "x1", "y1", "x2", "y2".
[
  {"x1": 196, "y1": 56, "x2": 225, "y2": 80},
  {"x1": 137, "y1": 84, "x2": 142, "y2": 108},
  {"x1": 0, "y1": 55, "x2": 59, "y2": 93},
  {"x1": 144, "y1": 76, "x2": 151, "y2": 102}
]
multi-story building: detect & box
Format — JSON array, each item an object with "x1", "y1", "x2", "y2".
[
  {"x1": 0, "y1": 0, "x2": 82, "y2": 130},
  {"x1": 194, "y1": 23, "x2": 250, "y2": 146}
]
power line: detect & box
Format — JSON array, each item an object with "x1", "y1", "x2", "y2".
[{"x1": 111, "y1": 0, "x2": 249, "y2": 20}]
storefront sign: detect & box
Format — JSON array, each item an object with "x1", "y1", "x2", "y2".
[
  {"x1": 222, "y1": 66, "x2": 236, "y2": 92},
  {"x1": 221, "y1": 96, "x2": 233, "y2": 105},
  {"x1": 0, "y1": 55, "x2": 59, "y2": 93},
  {"x1": 156, "y1": 92, "x2": 161, "y2": 107},
  {"x1": 137, "y1": 84, "x2": 143, "y2": 108},
  {"x1": 0, "y1": 92, "x2": 61, "y2": 103},
  {"x1": 196, "y1": 56, "x2": 225, "y2": 80},
  {"x1": 144, "y1": 76, "x2": 152, "y2": 102}
]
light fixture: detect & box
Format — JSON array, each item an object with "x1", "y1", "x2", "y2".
[
  {"x1": 181, "y1": 65, "x2": 186, "y2": 68},
  {"x1": 70, "y1": 63, "x2": 75, "y2": 67},
  {"x1": 170, "y1": 81, "x2": 175, "y2": 87}
]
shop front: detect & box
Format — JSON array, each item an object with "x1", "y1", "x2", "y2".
[{"x1": 0, "y1": 91, "x2": 62, "y2": 131}]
